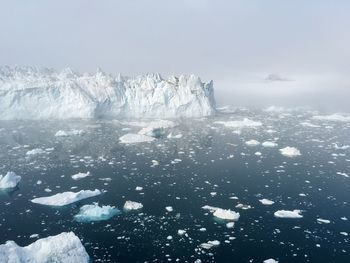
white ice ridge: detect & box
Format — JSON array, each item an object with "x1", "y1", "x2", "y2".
[
  {"x1": 0, "y1": 232, "x2": 89, "y2": 263},
  {"x1": 0, "y1": 66, "x2": 216, "y2": 120},
  {"x1": 0, "y1": 171, "x2": 21, "y2": 189},
  {"x1": 31, "y1": 189, "x2": 101, "y2": 206}
]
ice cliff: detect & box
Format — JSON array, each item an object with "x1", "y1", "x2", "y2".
[{"x1": 0, "y1": 66, "x2": 216, "y2": 119}]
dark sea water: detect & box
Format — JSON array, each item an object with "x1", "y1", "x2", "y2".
[{"x1": 0, "y1": 109, "x2": 349, "y2": 262}]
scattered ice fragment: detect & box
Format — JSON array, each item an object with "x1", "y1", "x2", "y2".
[
  {"x1": 279, "y1": 147, "x2": 301, "y2": 157},
  {"x1": 119, "y1": 133, "x2": 155, "y2": 144},
  {"x1": 259, "y1": 199, "x2": 275, "y2": 205},
  {"x1": 29, "y1": 234, "x2": 39, "y2": 239},
  {"x1": 0, "y1": 232, "x2": 89, "y2": 263},
  {"x1": 226, "y1": 222, "x2": 235, "y2": 228},
  {"x1": 31, "y1": 189, "x2": 101, "y2": 206},
  {"x1": 200, "y1": 240, "x2": 220, "y2": 249},
  {"x1": 123, "y1": 201, "x2": 143, "y2": 211},
  {"x1": 245, "y1": 140, "x2": 260, "y2": 146},
  {"x1": 264, "y1": 259, "x2": 279, "y2": 263},
  {"x1": 274, "y1": 210, "x2": 303, "y2": 218},
  {"x1": 135, "y1": 186, "x2": 143, "y2": 191},
  {"x1": 0, "y1": 171, "x2": 21, "y2": 189},
  {"x1": 177, "y1": 230, "x2": 186, "y2": 236},
  {"x1": 262, "y1": 141, "x2": 278, "y2": 148},
  {"x1": 74, "y1": 203, "x2": 120, "y2": 222},
  {"x1": 55, "y1": 129, "x2": 85, "y2": 137},
  {"x1": 71, "y1": 171, "x2": 91, "y2": 180},
  {"x1": 340, "y1": 232, "x2": 348, "y2": 236}
]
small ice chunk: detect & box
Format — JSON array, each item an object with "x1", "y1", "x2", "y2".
[
  {"x1": 119, "y1": 133, "x2": 155, "y2": 144},
  {"x1": 31, "y1": 189, "x2": 101, "y2": 206},
  {"x1": 274, "y1": 209, "x2": 303, "y2": 218},
  {"x1": 71, "y1": 172, "x2": 91, "y2": 180},
  {"x1": 259, "y1": 199, "x2": 275, "y2": 205},
  {"x1": 213, "y1": 208, "x2": 240, "y2": 221},
  {"x1": 264, "y1": 259, "x2": 279, "y2": 263},
  {"x1": 313, "y1": 114, "x2": 350, "y2": 122},
  {"x1": 262, "y1": 141, "x2": 278, "y2": 148},
  {"x1": 165, "y1": 206, "x2": 173, "y2": 212},
  {"x1": 177, "y1": 229, "x2": 186, "y2": 235},
  {"x1": 0, "y1": 232, "x2": 89, "y2": 263},
  {"x1": 226, "y1": 222, "x2": 235, "y2": 228},
  {"x1": 135, "y1": 186, "x2": 143, "y2": 191},
  {"x1": 200, "y1": 240, "x2": 220, "y2": 249},
  {"x1": 215, "y1": 118, "x2": 262, "y2": 128},
  {"x1": 279, "y1": 147, "x2": 301, "y2": 157},
  {"x1": 0, "y1": 171, "x2": 21, "y2": 189},
  {"x1": 317, "y1": 218, "x2": 330, "y2": 224},
  {"x1": 123, "y1": 201, "x2": 143, "y2": 211},
  {"x1": 245, "y1": 140, "x2": 260, "y2": 146},
  {"x1": 74, "y1": 203, "x2": 120, "y2": 222}
]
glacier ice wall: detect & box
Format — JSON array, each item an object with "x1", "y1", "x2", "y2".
[{"x1": 0, "y1": 67, "x2": 216, "y2": 119}]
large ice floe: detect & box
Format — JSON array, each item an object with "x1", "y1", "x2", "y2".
[
  {"x1": 0, "y1": 66, "x2": 216, "y2": 119},
  {"x1": 31, "y1": 189, "x2": 101, "y2": 206},
  {"x1": 0, "y1": 171, "x2": 21, "y2": 189},
  {"x1": 74, "y1": 203, "x2": 120, "y2": 222},
  {"x1": 0, "y1": 232, "x2": 89, "y2": 263}
]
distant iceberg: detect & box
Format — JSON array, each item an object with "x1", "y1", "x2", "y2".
[
  {"x1": 0, "y1": 66, "x2": 216, "y2": 119},
  {"x1": 0, "y1": 232, "x2": 89, "y2": 263}
]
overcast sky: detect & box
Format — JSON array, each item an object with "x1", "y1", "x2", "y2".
[{"x1": 1, "y1": 0, "x2": 349, "y2": 111}]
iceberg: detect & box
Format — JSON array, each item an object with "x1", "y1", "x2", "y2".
[
  {"x1": 0, "y1": 171, "x2": 21, "y2": 189},
  {"x1": 0, "y1": 67, "x2": 216, "y2": 120},
  {"x1": 31, "y1": 189, "x2": 101, "y2": 206},
  {"x1": 74, "y1": 203, "x2": 120, "y2": 222},
  {"x1": 0, "y1": 232, "x2": 89, "y2": 263}
]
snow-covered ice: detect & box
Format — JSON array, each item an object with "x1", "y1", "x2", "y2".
[
  {"x1": 0, "y1": 67, "x2": 216, "y2": 119},
  {"x1": 279, "y1": 147, "x2": 301, "y2": 157},
  {"x1": 123, "y1": 201, "x2": 143, "y2": 211},
  {"x1": 0, "y1": 171, "x2": 21, "y2": 189},
  {"x1": 74, "y1": 203, "x2": 120, "y2": 222},
  {"x1": 31, "y1": 189, "x2": 101, "y2": 206},
  {"x1": 274, "y1": 210, "x2": 303, "y2": 219},
  {"x1": 0, "y1": 232, "x2": 89, "y2": 263}
]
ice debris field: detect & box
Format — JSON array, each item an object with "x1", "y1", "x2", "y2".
[{"x1": 0, "y1": 103, "x2": 350, "y2": 261}]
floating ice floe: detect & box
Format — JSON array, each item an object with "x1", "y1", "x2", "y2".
[
  {"x1": 245, "y1": 140, "x2": 260, "y2": 146},
  {"x1": 119, "y1": 133, "x2": 155, "y2": 144},
  {"x1": 259, "y1": 199, "x2": 275, "y2": 205},
  {"x1": 177, "y1": 229, "x2": 186, "y2": 236},
  {"x1": 262, "y1": 141, "x2": 278, "y2": 148},
  {"x1": 123, "y1": 201, "x2": 143, "y2": 211},
  {"x1": 0, "y1": 171, "x2": 21, "y2": 189},
  {"x1": 199, "y1": 240, "x2": 220, "y2": 249},
  {"x1": 0, "y1": 232, "x2": 89, "y2": 263},
  {"x1": 71, "y1": 171, "x2": 91, "y2": 180},
  {"x1": 26, "y1": 148, "x2": 45, "y2": 155},
  {"x1": 165, "y1": 206, "x2": 173, "y2": 212},
  {"x1": 317, "y1": 218, "x2": 331, "y2": 224},
  {"x1": 74, "y1": 203, "x2": 120, "y2": 222},
  {"x1": 312, "y1": 113, "x2": 350, "y2": 122},
  {"x1": 279, "y1": 147, "x2": 301, "y2": 157},
  {"x1": 135, "y1": 186, "x2": 143, "y2": 191},
  {"x1": 215, "y1": 118, "x2": 262, "y2": 129},
  {"x1": 274, "y1": 210, "x2": 303, "y2": 219},
  {"x1": 138, "y1": 120, "x2": 177, "y2": 137},
  {"x1": 213, "y1": 208, "x2": 240, "y2": 221},
  {"x1": 55, "y1": 129, "x2": 85, "y2": 137},
  {"x1": 31, "y1": 189, "x2": 101, "y2": 206}
]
